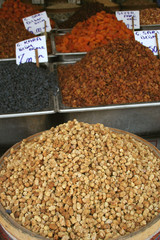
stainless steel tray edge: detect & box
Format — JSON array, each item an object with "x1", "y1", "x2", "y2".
[
  {"x1": 58, "y1": 102, "x2": 160, "y2": 113},
  {"x1": 0, "y1": 110, "x2": 55, "y2": 119},
  {"x1": 53, "y1": 61, "x2": 160, "y2": 113},
  {"x1": 140, "y1": 24, "x2": 160, "y2": 30},
  {"x1": 0, "y1": 58, "x2": 16, "y2": 62},
  {"x1": 54, "y1": 61, "x2": 160, "y2": 136},
  {"x1": 0, "y1": 62, "x2": 58, "y2": 118}
]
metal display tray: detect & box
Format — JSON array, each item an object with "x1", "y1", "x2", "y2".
[
  {"x1": 0, "y1": 97, "x2": 56, "y2": 119},
  {"x1": 0, "y1": 113, "x2": 65, "y2": 152},
  {"x1": 0, "y1": 110, "x2": 55, "y2": 119},
  {"x1": 54, "y1": 61, "x2": 160, "y2": 136},
  {"x1": 0, "y1": 58, "x2": 16, "y2": 62},
  {"x1": 52, "y1": 28, "x2": 72, "y2": 33},
  {"x1": 0, "y1": 62, "x2": 59, "y2": 119},
  {"x1": 51, "y1": 32, "x2": 87, "y2": 61},
  {"x1": 53, "y1": 25, "x2": 160, "y2": 32}
]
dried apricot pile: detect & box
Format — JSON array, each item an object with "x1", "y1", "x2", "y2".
[
  {"x1": 0, "y1": 0, "x2": 39, "y2": 24},
  {"x1": 55, "y1": 11, "x2": 134, "y2": 53}
]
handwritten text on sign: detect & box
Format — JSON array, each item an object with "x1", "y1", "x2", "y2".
[
  {"x1": 16, "y1": 36, "x2": 48, "y2": 65},
  {"x1": 116, "y1": 11, "x2": 140, "y2": 29},
  {"x1": 23, "y1": 11, "x2": 51, "y2": 35},
  {"x1": 134, "y1": 30, "x2": 160, "y2": 55}
]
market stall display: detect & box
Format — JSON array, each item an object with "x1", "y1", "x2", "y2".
[
  {"x1": 0, "y1": 62, "x2": 58, "y2": 115},
  {"x1": 0, "y1": 2, "x2": 160, "y2": 239},
  {"x1": 55, "y1": 11, "x2": 134, "y2": 53},
  {"x1": 0, "y1": 120, "x2": 160, "y2": 240}
]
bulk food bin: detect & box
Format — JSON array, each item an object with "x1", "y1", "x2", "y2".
[
  {"x1": 50, "y1": 32, "x2": 87, "y2": 62},
  {"x1": 52, "y1": 61, "x2": 160, "y2": 137},
  {"x1": 140, "y1": 7, "x2": 160, "y2": 30},
  {"x1": 0, "y1": 113, "x2": 65, "y2": 154},
  {"x1": 58, "y1": 104, "x2": 160, "y2": 137},
  {"x1": 0, "y1": 60, "x2": 62, "y2": 153},
  {"x1": 0, "y1": 124, "x2": 159, "y2": 240},
  {"x1": 140, "y1": 24, "x2": 160, "y2": 30}
]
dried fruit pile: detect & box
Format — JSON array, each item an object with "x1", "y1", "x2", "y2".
[
  {"x1": 55, "y1": 11, "x2": 134, "y2": 53},
  {"x1": 58, "y1": 38, "x2": 160, "y2": 107},
  {"x1": 140, "y1": 8, "x2": 160, "y2": 25},
  {"x1": 0, "y1": 62, "x2": 58, "y2": 114},
  {"x1": 0, "y1": 19, "x2": 34, "y2": 58},
  {"x1": 122, "y1": 0, "x2": 155, "y2": 6},
  {"x1": 0, "y1": 0, "x2": 54, "y2": 27},
  {"x1": 0, "y1": 0, "x2": 40, "y2": 24},
  {"x1": 0, "y1": 120, "x2": 159, "y2": 239},
  {"x1": 0, "y1": 18, "x2": 52, "y2": 58},
  {"x1": 58, "y1": 2, "x2": 113, "y2": 29},
  {"x1": 0, "y1": 0, "x2": 54, "y2": 59}
]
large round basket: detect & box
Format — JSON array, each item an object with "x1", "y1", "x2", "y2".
[{"x1": 0, "y1": 128, "x2": 160, "y2": 240}]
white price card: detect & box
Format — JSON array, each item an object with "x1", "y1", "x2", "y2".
[
  {"x1": 116, "y1": 11, "x2": 140, "y2": 29},
  {"x1": 134, "y1": 30, "x2": 160, "y2": 55},
  {"x1": 16, "y1": 36, "x2": 48, "y2": 65},
  {"x1": 23, "y1": 11, "x2": 51, "y2": 35}
]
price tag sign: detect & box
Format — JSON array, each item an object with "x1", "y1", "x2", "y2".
[
  {"x1": 16, "y1": 36, "x2": 48, "y2": 65},
  {"x1": 134, "y1": 30, "x2": 160, "y2": 55},
  {"x1": 116, "y1": 11, "x2": 140, "y2": 29},
  {"x1": 23, "y1": 11, "x2": 51, "y2": 35}
]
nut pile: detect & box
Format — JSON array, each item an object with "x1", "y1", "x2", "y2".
[
  {"x1": 140, "y1": 8, "x2": 160, "y2": 25},
  {"x1": 58, "y1": 38, "x2": 160, "y2": 107},
  {"x1": 0, "y1": 119, "x2": 160, "y2": 240}
]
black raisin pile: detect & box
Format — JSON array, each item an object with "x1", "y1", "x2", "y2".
[{"x1": 0, "y1": 62, "x2": 58, "y2": 114}]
